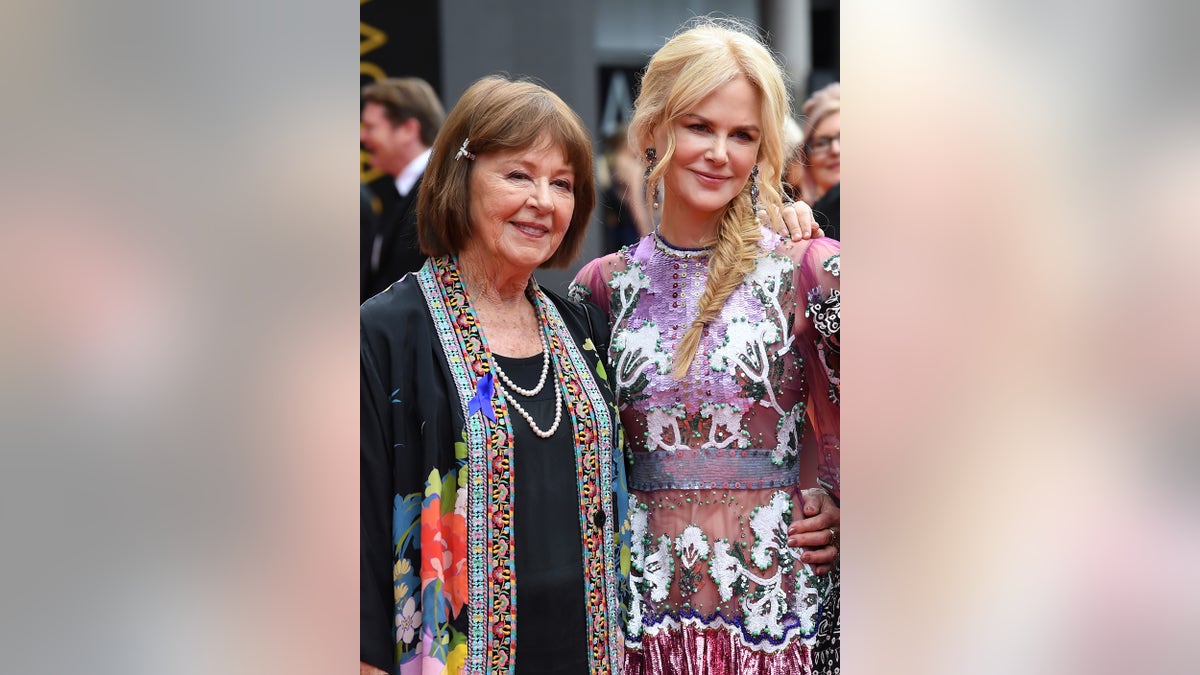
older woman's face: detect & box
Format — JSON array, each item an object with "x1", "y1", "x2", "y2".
[
  {"x1": 466, "y1": 136, "x2": 575, "y2": 274},
  {"x1": 808, "y1": 111, "x2": 841, "y2": 194}
]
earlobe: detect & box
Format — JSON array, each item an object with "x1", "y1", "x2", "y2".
[{"x1": 645, "y1": 129, "x2": 667, "y2": 155}]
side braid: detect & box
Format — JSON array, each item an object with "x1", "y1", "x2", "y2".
[
  {"x1": 629, "y1": 18, "x2": 792, "y2": 378},
  {"x1": 671, "y1": 189, "x2": 762, "y2": 378}
]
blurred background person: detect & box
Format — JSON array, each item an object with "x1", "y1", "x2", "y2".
[
  {"x1": 798, "y1": 82, "x2": 840, "y2": 240},
  {"x1": 360, "y1": 184, "x2": 380, "y2": 292},
  {"x1": 359, "y1": 77, "x2": 445, "y2": 303},
  {"x1": 798, "y1": 82, "x2": 840, "y2": 205},
  {"x1": 597, "y1": 126, "x2": 654, "y2": 253}
]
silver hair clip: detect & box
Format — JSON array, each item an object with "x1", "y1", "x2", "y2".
[{"x1": 454, "y1": 137, "x2": 476, "y2": 161}]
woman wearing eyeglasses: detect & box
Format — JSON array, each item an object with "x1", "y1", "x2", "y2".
[
  {"x1": 798, "y1": 83, "x2": 840, "y2": 203},
  {"x1": 796, "y1": 83, "x2": 840, "y2": 241}
]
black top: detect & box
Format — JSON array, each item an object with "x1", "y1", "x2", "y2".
[
  {"x1": 362, "y1": 175, "x2": 428, "y2": 303},
  {"x1": 361, "y1": 183, "x2": 381, "y2": 300},
  {"x1": 811, "y1": 182, "x2": 840, "y2": 242},
  {"x1": 495, "y1": 353, "x2": 590, "y2": 675},
  {"x1": 600, "y1": 185, "x2": 642, "y2": 254}
]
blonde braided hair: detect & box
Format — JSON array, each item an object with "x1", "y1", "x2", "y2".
[{"x1": 630, "y1": 18, "x2": 790, "y2": 379}]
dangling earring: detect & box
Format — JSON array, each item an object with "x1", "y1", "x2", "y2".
[
  {"x1": 749, "y1": 164, "x2": 761, "y2": 225},
  {"x1": 644, "y1": 147, "x2": 661, "y2": 210}
]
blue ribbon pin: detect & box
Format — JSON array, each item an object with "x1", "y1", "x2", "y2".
[{"x1": 468, "y1": 372, "x2": 497, "y2": 422}]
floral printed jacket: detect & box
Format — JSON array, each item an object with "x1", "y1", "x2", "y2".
[{"x1": 361, "y1": 256, "x2": 631, "y2": 675}]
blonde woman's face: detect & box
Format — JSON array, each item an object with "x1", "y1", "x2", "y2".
[{"x1": 657, "y1": 75, "x2": 762, "y2": 232}]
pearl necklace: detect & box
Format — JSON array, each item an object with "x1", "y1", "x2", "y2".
[
  {"x1": 492, "y1": 333, "x2": 550, "y2": 396},
  {"x1": 496, "y1": 376, "x2": 563, "y2": 439},
  {"x1": 493, "y1": 340, "x2": 563, "y2": 439}
]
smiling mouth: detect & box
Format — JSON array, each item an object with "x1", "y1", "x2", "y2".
[
  {"x1": 511, "y1": 221, "x2": 550, "y2": 236},
  {"x1": 692, "y1": 170, "x2": 730, "y2": 184}
]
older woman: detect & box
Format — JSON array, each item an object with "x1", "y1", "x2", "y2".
[
  {"x1": 570, "y1": 19, "x2": 841, "y2": 674},
  {"x1": 360, "y1": 75, "x2": 630, "y2": 675},
  {"x1": 798, "y1": 83, "x2": 841, "y2": 240}
]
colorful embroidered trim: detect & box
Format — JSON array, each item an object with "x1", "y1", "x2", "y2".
[
  {"x1": 419, "y1": 255, "x2": 622, "y2": 673},
  {"x1": 418, "y1": 257, "x2": 516, "y2": 673}
]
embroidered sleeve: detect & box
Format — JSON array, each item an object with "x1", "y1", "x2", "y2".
[
  {"x1": 805, "y1": 282, "x2": 840, "y2": 405},
  {"x1": 801, "y1": 248, "x2": 840, "y2": 407},
  {"x1": 570, "y1": 255, "x2": 616, "y2": 318},
  {"x1": 795, "y1": 241, "x2": 840, "y2": 499},
  {"x1": 567, "y1": 280, "x2": 591, "y2": 303}
]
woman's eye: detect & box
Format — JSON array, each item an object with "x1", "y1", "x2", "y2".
[
  {"x1": 735, "y1": 131, "x2": 755, "y2": 141},
  {"x1": 507, "y1": 171, "x2": 530, "y2": 181},
  {"x1": 553, "y1": 179, "x2": 573, "y2": 190},
  {"x1": 688, "y1": 123, "x2": 709, "y2": 133}
]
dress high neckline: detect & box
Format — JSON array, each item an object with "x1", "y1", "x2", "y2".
[{"x1": 652, "y1": 227, "x2": 712, "y2": 259}]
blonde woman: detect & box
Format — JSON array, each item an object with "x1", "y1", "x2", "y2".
[{"x1": 571, "y1": 18, "x2": 841, "y2": 675}]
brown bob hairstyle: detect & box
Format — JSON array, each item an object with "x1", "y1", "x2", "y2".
[{"x1": 417, "y1": 75, "x2": 596, "y2": 269}]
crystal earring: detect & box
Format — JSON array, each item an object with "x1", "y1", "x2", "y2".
[
  {"x1": 749, "y1": 164, "x2": 761, "y2": 224},
  {"x1": 645, "y1": 147, "x2": 660, "y2": 210}
]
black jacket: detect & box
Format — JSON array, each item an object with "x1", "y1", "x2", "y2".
[{"x1": 362, "y1": 175, "x2": 428, "y2": 303}]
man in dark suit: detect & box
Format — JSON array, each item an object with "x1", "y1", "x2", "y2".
[
  {"x1": 360, "y1": 78, "x2": 445, "y2": 302},
  {"x1": 361, "y1": 183, "x2": 380, "y2": 298}
]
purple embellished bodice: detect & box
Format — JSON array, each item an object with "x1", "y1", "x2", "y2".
[
  {"x1": 608, "y1": 232, "x2": 800, "y2": 454},
  {"x1": 571, "y1": 228, "x2": 841, "y2": 672}
]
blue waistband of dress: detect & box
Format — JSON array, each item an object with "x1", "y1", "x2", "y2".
[{"x1": 628, "y1": 448, "x2": 798, "y2": 491}]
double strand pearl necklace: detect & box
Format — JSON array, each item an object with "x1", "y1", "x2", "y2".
[
  {"x1": 493, "y1": 333, "x2": 550, "y2": 396},
  {"x1": 493, "y1": 333, "x2": 563, "y2": 439}
]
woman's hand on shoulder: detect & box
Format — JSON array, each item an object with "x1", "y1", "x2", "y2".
[{"x1": 764, "y1": 200, "x2": 824, "y2": 241}]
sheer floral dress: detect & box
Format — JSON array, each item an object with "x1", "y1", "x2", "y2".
[{"x1": 571, "y1": 227, "x2": 840, "y2": 675}]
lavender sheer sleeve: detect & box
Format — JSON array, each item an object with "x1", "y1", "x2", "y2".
[{"x1": 793, "y1": 238, "x2": 841, "y2": 500}]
